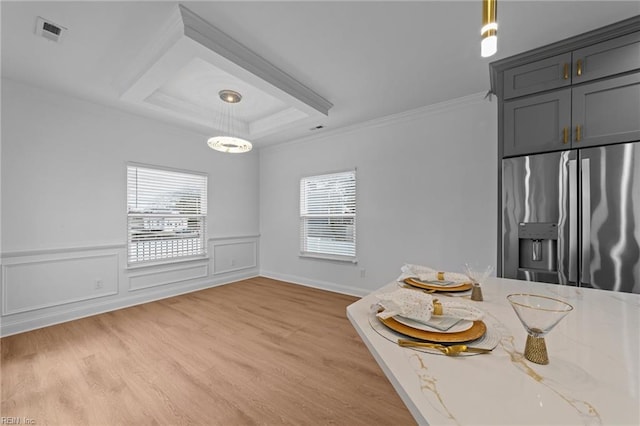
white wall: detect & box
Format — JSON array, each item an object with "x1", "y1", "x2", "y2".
[
  {"x1": 0, "y1": 79, "x2": 260, "y2": 335},
  {"x1": 0, "y1": 79, "x2": 498, "y2": 335},
  {"x1": 259, "y1": 94, "x2": 498, "y2": 296}
]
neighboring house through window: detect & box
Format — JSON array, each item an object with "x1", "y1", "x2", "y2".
[
  {"x1": 299, "y1": 170, "x2": 357, "y2": 262},
  {"x1": 127, "y1": 163, "x2": 207, "y2": 265}
]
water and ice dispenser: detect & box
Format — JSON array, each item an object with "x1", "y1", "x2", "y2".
[{"x1": 518, "y1": 222, "x2": 558, "y2": 272}]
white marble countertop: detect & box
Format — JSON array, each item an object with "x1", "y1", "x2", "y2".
[{"x1": 347, "y1": 277, "x2": 640, "y2": 425}]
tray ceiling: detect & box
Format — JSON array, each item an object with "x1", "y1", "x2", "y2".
[{"x1": 117, "y1": 5, "x2": 332, "y2": 141}]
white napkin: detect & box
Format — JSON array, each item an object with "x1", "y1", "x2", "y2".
[
  {"x1": 375, "y1": 288, "x2": 484, "y2": 323},
  {"x1": 397, "y1": 263, "x2": 469, "y2": 284}
]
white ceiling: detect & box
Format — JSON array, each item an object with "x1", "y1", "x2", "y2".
[{"x1": 2, "y1": 1, "x2": 639, "y2": 148}]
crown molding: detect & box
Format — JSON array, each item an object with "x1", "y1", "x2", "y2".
[
  {"x1": 264, "y1": 92, "x2": 489, "y2": 152},
  {"x1": 250, "y1": 107, "x2": 309, "y2": 136}
]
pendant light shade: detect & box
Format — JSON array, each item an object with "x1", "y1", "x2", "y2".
[
  {"x1": 208, "y1": 89, "x2": 253, "y2": 153},
  {"x1": 207, "y1": 136, "x2": 252, "y2": 153},
  {"x1": 481, "y1": 0, "x2": 498, "y2": 58}
]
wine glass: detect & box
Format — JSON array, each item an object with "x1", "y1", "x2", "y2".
[
  {"x1": 464, "y1": 263, "x2": 493, "y2": 301},
  {"x1": 507, "y1": 294, "x2": 573, "y2": 365},
  {"x1": 464, "y1": 263, "x2": 493, "y2": 285}
]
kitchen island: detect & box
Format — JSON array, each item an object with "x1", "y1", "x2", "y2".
[{"x1": 347, "y1": 277, "x2": 640, "y2": 425}]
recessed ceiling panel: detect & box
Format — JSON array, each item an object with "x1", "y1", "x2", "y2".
[{"x1": 155, "y1": 57, "x2": 287, "y2": 123}]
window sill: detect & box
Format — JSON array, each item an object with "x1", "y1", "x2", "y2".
[
  {"x1": 299, "y1": 252, "x2": 358, "y2": 264},
  {"x1": 126, "y1": 255, "x2": 209, "y2": 270}
]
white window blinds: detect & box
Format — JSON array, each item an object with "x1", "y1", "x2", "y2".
[
  {"x1": 300, "y1": 170, "x2": 356, "y2": 261},
  {"x1": 127, "y1": 164, "x2": 207, "y2": 265}
]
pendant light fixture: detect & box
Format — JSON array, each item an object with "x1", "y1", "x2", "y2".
[
  {"x1": 207, "y1": 89, "x2": 253, "y2": 153},
  {"x1": 481, "y1": 0, "x2": 498, "y2": 58}
]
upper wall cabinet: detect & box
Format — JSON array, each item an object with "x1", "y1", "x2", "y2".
[
  {"x1": 503, "y1": 31, "x2": 640, "y2": 101},
  {"x1": 573, "y1": 31, "x2": 640, "y2": 84},
  {"x1": 572, "y1": 72, "x2": 640, "y2": 148},
  {"x1": 491, "y1": 15, "x2": 640, "y2": 158},
  {"x1": 503, "y1": 89, "x2": 571, "y2": 156},
  {"x1": 503, "y1": 53, "x2": 572, "y2": 100},
  {"x1": 503, "y1": 73, "x2": 640, "y2": 156}
]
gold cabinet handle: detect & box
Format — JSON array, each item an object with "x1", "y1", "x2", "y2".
[
  {"x1": 576, "y1": 59, "x2": 583, "y2": 77},
  {"x1": 563, "y1": 63, "x2": 570, "y2": 80},
  {"x1": 575, "y1": 125, "x2": 582, "y2": 142},
  {"x1": 563, "y1": 127, "x2": 569, "y2": 144}
]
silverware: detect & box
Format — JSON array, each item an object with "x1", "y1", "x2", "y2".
[{"x1": 397, "y1": 339, "x2": 492, "y2": 355}]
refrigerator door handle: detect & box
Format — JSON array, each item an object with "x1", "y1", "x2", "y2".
[
  {"x1": 568, "y1": 159, "x2": 578, "y2": 283},
  {"x1": 581, "y1": 158, "x2": 591, "y2": 285}
]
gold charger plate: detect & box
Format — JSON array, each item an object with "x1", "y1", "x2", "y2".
[
  {"x1": 378, "y1": 315, "x2": 486, "y2": 343},
  {"x1": 404, "y1": 278, "x2": 473, "y2": 292}
]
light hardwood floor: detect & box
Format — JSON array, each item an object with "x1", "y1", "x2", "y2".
[{"x1": 1, "y1": 277, "x2": 415, "y2": 425}]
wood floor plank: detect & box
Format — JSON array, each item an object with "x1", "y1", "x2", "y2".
[{"x1": 1, "y1": 277, "x2": 415, "y2": 425}]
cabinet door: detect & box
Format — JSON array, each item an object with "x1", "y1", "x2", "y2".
[
  {"x1": 572, "y1": 72, "x2": 640, "y2": 148},
  {"x1": 503, "y1": 89, "x2": 572, "y2": 157},
  {"x1": 503, "y1": 53, "x2": 572, "y2": 100},
  {"x1": 573, "y1": 31, "x2": 640, "y2": 83}
]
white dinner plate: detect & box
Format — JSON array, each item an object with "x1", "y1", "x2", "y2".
[{"x1": 394, "y1": 315, "x2": 474, "y2": 333}]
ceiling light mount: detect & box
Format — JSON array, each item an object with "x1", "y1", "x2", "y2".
[
  {"x1": 219, "y1": 89, "x2": 242, "y2": 104},
  {"x1": 481, "y1": 0, "x2": 498, "y2": 58}
]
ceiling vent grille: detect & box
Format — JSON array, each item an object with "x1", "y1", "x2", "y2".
[{"x1": 35, "y1": 17, "x2": 66, "y2": 43}]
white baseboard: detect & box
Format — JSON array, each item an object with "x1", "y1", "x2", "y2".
[{"x1": 259, "y1": 270, "x2": 369, "y2": 298}]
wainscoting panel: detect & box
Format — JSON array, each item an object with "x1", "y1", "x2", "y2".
[
  {"x1": 212, "y1": 237, "x2": 258, "y2": 275},
  {"x1": 2, "y1": 252, "x2": 119, "y2": 315},
  {"x1": 0, "y1": 236, "x2": 260, "y2": 336},
  {"x1": 128, "y1": 261, "x2": 209, "y2": 291}
]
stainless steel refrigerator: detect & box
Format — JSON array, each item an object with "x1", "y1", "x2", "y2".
[{"x1": 502, "y1": 141, "x2": 640, "y2": 293}]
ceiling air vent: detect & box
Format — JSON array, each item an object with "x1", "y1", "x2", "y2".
[{"x1": 35, "y1": 17, "x2": 66, "y2": 43}]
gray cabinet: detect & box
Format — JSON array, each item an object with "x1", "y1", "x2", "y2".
[
  {"x1": 504, "y1": 72, "x2": 640, "y2": 156},
  {"x1": 573, "y1": 31, "x2": 640, "y2": 84},
  {"x1": 572, "y1": 72, "x2": 640, "y2": 148},
  {"x1": 493, "y1": 18, "x2": 640, "y2": 158},
  {"x1": 503, "y1": 53, "x2": 572, "y2": 100},
  {"x1": 502, "y1": 31, "x2": 640, "y2": 101},
  {"x1": 503, "y1": 90, "x2": 571, "y2": 156}
]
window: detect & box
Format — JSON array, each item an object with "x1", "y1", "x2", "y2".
[
  {"x1": 127, "y1": 164, "x2": 207, "y2": 265},
  {"x1": 300, "y1": 170, "x2": 356, "y2": 261}
]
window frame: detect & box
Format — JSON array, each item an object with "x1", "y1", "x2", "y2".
[
  {"x1": 126, "y1": 162, "x2": 208, "y2": 268},
  {"x1": 299, "y1": 169, "x2": 357, "y2": 263}
]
